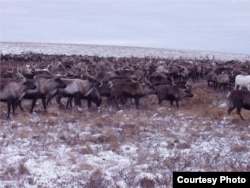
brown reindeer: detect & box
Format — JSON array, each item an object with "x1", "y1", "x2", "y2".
[
  {"x1": 109, "y1": 78, "x2": 156, "y2": 110},
  {"x1": 55, "y1": 78, "x2": 102, "y2": 109},
  {"x1": 227, "y1": 90, "x2": 250, "y2": 120},
  {"x1": 156, "y1": 84, "x2": 193, "y2": 107}
]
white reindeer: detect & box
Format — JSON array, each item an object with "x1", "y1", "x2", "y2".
[{"x1": 234, "y1": 75, "x2": 250, "y2": 91}]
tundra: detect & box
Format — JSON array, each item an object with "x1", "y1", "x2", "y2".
[
  {"x1": 227, "y1": 90, "x2": 250, "y2": 120},
  {"x1": 0, "y1": 78, "x2": 36, "y2": 118}
]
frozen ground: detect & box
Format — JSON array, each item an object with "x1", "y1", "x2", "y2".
[
  {"x1": 1, "y1": 42, "x2": 249, "y2": 61},
  {"x1": 0, "y1": 42, "x2": 250, "y2": 187},
  {"x1": 1, "y1": 101, "x2": 249, "y2": 187}
]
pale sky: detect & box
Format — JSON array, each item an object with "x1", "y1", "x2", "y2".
[{"x1": 0, "y1": 0, "x2": 249, "y2": 54}]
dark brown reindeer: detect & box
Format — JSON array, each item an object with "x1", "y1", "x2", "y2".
[
  {"x1": 109, "y1": 78, "x2": 156, "y2": 110},
  {"x1": 147, "y1": 71, "x2": 172, "y2": 86},
  {"x1": 75, "y1": 87, "x2": 102, "y2": 109},
  {"x1": 156, "y1": 84, "x2": 193, "y2": 107},
  {"x1": 227, "y1": 90, "x2": 250, "y2": 120}
]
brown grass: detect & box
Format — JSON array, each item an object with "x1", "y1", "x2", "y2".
[
  {"x1": 180, "y1": 83, "x2": 250, "y2": 121},
  {"x1": 87, "y1": 169, "x2": 107, "y2": 188},
  {"x1": 230, "y1": 144, "x2": 249, "y2": 153},
  {"x1": 78, "y1": 144, "x2": 94, "y2": 155},
  {"x1": 138, "y1": 177, "x2": 155, "y2": 188},
  {"x1": 189, "y1": 85, "x2": 215, "y2": 106},
  {"x1": 18, "y1": 162, "x2": 30, "y2": 176},
  {"x1": 239, "y1": 133, "x2": 250, "y2": 141}
]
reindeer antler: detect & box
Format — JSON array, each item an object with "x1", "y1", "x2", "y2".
[
  {"x1": 83, "y1": 64, "x2": 103, "y2": 87},
  {"x1": 48, "y1": 62, "x2": 59, "y2": 73},
  {"x1": 16, "y1": 65, "x2": 26, "y2": 80},
  {"x1": 144, "y1": 76, "x2": 152, "y2": 86}
]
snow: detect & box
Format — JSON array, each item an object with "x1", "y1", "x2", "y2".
[{"x1": 1, "y1": 42, "x2": 249, "y2": 61}]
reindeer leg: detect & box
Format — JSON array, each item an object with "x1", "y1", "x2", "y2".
[
  {"x1": 46, "y1": 93, "x2": 55, "y2": 105},
  {"x1": 135, "y1": 97, "x2": 139, "y2": 110},
  {"x1": 70, "y1": 97, "x2": 74, "y2": 109},
  {"x1": 56, "y1": 95, "x2": 64, "y2": 109},
  {"x1": 113, "y1": 97, "x2": 121, "y2": 110},
  {"x1": 7, "y1": 101, "x2": 11, "y2": 118},
  {"x1": 158, "y1": 99, "x2": 162, "y2": 105},
  {"x1": 107, "y1": 96, "x2": 112, "y2": 104},
  {"x1": 30, "y1": 98, "x2": 37, "y2": 113},
  {"x1": 236, "y1": 107, "x2": 244, "y2": 120},
  {"x1": 87, "y1": 98, "x2": 92, "y2": 109},
  {"x1": 176, "y1": 100, "x2": 179, "y2": 108},
  {"x1": 18, "y1": 100, "x2": 25, "y2": 112},
  {"x1": 66, "y1": 97, "x2": 73, "y2": 109},
  {"x1": 223, "y1": 84, "x2": 226, "y2": 93},
  {"x1": 75, "y1": 94, "x2": 81, "y2": 107},
  {"x1": 11, "y1": 101, "x2": 17, "y2": 116},
  {"x1": 228, "y1": 106, "x2": 235, "y2": 115},
  {"x1": 170, "y1": 100, "x2": 173, "y2": 106},
  {"x1": 42, "y1": 97, "x2": 47, "y2": 112},
  {"x1": 158, "y1": 97, "x2": 163, "y2": 105}
]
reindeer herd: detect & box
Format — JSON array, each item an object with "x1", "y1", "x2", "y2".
[{"x1": 1, "y1": 53, "x2": 250, "y2": 120}]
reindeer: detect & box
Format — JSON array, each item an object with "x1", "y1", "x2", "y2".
[
  {"x1": 156, "y1": 84, "x2": 193, "y2": 107},
  {"x1": 109, "y1": 78, "x2": 156, "y2": 110},
  {"x1": 227, "y1": 90, "x2": 250, "y2": 120},
  {"x1": 234, "y1": 75, "x2": 250, "y2": 91},
  {"x1": 0, "y1": 73, "x2": 36, "y2": 118},
  {"x1": 55, "y1": 78, "x2": 102, "y2": 109},
  {"x1": 215, "y1": 73, "x2": 231, "y2": 92},
  {"x1": 19, "y1": 74, "x2": 66, "y2": 113}
]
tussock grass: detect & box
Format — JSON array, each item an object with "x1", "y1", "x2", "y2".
[
  {"x1": 18, "y1": 162, "x2": 30, "y2": 176},
  {"x1": 79, "y1": 162, "x2": 95, "y2": 171},
  {"x1": 137, "y1": 177, "x2": 155, "y2": 188},
  {"x1": 180, "y1": 83, "x2": 231, "y2": 120},
  {"x1": 87, "y1": 169, "x2": 107, "y2": 188},
  {"x1": 78, "y1": 144, "x2": 94, "y2": 155},
  {"x1": 1, "y1": 162, "x2": 30, "y2": 181},
  {"x1": 239, "y1": 133, "x2": 250, "y2": 141},
  {"x1": 189, "y1": 85, "x2": 215, "y2": 106},
  {"x1": 230, "y1": 144, "x2": 249, "y2": 153}
]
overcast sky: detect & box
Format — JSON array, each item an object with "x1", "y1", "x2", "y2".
[{"x1": 0, "y1": 0, "x2": 249, "y2": 54}]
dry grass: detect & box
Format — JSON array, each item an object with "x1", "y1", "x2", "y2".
[
  {"x1": 178, "y1": 82, "x2": 250, "y2": 122},
  {"x1": 230, "y1": 144, "x2": 249, "y2": 153},
  {"x1": 87, "y1": 170, "x2": 107, "y2": 188},
  {"x1": 137, "y1": 177, "x2": 155, "y2": 188}
]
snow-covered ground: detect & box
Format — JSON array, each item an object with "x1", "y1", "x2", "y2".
[
  {"x1": 1, "y1": 42, "x2": 249, "y2": 61},
  {"x1": 0, "y1": 42, "x2": 250, "y2": 187},
  {"x1": 1, "y1": 103, "x2": 249, "y2": 187}
]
